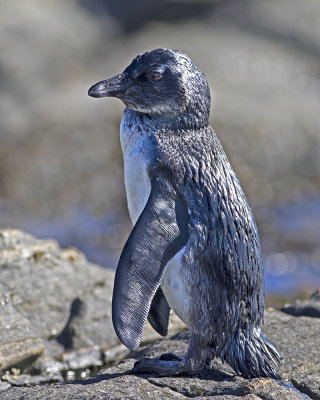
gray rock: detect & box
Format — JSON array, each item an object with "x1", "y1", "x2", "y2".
[
  {"x1": 62, "y1": 346, "x2": 104, "y2": 371},
  {"x1": 0, "y1": 228, "x2": 118, "y2": 372},
  {"x1": 0, "y1": 294, "x2": 44, "y2": 371},
  {"x1": 257, "y1": 310, "x2": 320, "y2": 399},
  {"x1": 291, "y1": 363, "x2": 320, "y2": 400},
  {"x1": 0, "y1": 228, "x2": 185, "y2": 378},
  {"x1": 30, "y1": 356, "x2": 66, "y2": 377},
  {"x1": 0, "y1": 229, "x2": 116, "y2": 344},
  {"x1": 1, "y1": 309, "x2": 318, "y2": 399},
  {"x1": 0, "y1": 227, "x2": 318, "y2": 400},
  {"x1": 282, "y1": 289, "x2": 320, "y2": 318},
  {"x1": 263, "y1": 310, "x2": 320, "y2": 377},
  {"x1": 0, "y1": 231, "x2": 318, "y2": 398},
  {"x1": 1, "y1": 372, "x2": 63, "y2": 386},
  {"x1": 0, "y1": 381, "x2": 11, "y2": 393}
]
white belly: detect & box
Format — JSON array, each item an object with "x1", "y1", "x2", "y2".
[
  {"x1": 120, "y1": 111, "x2": 152, "y2": 225},
  {"x1": 120, "y1": 110, "x2": 191, "y2": 326},
  {"x1": 161, "y1": 248, "x2": 191, "y2": 326}
]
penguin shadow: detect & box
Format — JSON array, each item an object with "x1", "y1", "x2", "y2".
[
  {"x1": 70, "y1": 362, "x2": 234, "y2": 387},
  {"x1": 131, "y1": 367, "x2": 235, "y2": 383}
]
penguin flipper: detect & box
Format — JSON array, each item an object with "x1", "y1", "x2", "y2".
[
  {"x1": 148, "y1": 287, "x2": 171, "y2": 337},
  {"x1": 112, "y1": 175, "x2": 189, "y2": 351}
]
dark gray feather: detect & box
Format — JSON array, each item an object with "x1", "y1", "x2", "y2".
[{"x1": 147, "y1": 286, "x2": 171, "y2": 337}]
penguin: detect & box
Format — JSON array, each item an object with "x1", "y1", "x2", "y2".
[{"x1": 88, "y1": 48, "x2": 282, "y2": 379}]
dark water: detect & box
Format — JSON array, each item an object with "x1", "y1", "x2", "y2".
[
  {"x1": 3, "y1": 199, "x2": 320, "y2": 302},
  {"x1": 264, "y1": 252, "x2": 320, "y2": 295},
  {"x1": 264, "y1": 199, "x2": 320, "y2": 297}
]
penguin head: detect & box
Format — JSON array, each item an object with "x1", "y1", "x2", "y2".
[{"x1": 89, "y1": 48, "x2": 211, "y2": 128}]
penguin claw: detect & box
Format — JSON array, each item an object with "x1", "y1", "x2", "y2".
[
  {"x1": 159, "y1": 352, "x2": 183, "y2": 361},
  {"x1": 133, "y1": 357, "x2": 150, "y2": 367}
]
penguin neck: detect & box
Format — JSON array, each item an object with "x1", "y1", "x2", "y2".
[{"x1": 124, "y1": 106, "x2": 210, "y2": 133}]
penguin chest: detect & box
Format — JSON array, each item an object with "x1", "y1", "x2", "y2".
[{"x1": 120, "y1": 118, "x2": 151, "y2": 225}]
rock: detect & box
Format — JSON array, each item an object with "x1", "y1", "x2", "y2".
[
  {"x1": 291, "y1": 363, "x2": 320, "y2": 400},
  {"x1": 0, "y1": 381, "x2": 11, "y2": 393},
  {"x1": 1, "y1": 309, "x2": 319, "y2": 399},
  {"x1": 0, "y1": 294, "x2": 44, "y2": 371},
  {"x1": 30, "y1": 356, "x2": 66, "y2": 377},
  {"x1": 62, "y1": 346, "x2": 104, "y2": 371},
  {"x1": 0, "y1": 228, "x2": 185, "y2": 378},
  {"x1": 0, "y1": 229, "x2": 318, "y2": 398},
  {"x1": 0, "y1": 229, "x2": 114, "y2": 344},
  {"x1": 282, "y1": 289, "x2": 320, "y2": 318},
  {"x1": 103, "y1": 343, "x2": 131, "y2": 363},
  {"x1": 256, "y1": 310, "x2": 320, "y2": 399},
  {"x1": 1, "y1": 372, "x2": 63, "y2": 386},
  {"x1": 264, "y1": 311, "x2": 320, "y2": 377},
  {"x1": 0, "y1": 228, "x2": 118, "y2": 373}
]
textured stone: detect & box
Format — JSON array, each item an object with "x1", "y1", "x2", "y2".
[
  {"x1": 0, "y1": 295, "x2": 44, "y2": 371},
  {"x1": 290, "y1": 363, "x2": 320, "y2": 400},
  {"x1": 62, "y1": 346, "x2": 103, "y2": 370},
  {"x1": 0, "y1": 228, "x2": 117, "y2": 372},
  {"x1": 1, "y1": 372, "x2": 63, "y2": 386},
  {"x1": 0, "y1": 229, "x2": 114, "y2": 343},
  {"x1": 264, "y1": 311, "x2": 320, "y2": 377},
  {"x1": 1, "y1": 228, "x2": 318, "y2": 399},
  {"x1": 0, "y1": 228, "x2": 186, "y2": 377},
  {"x1": 0, "y1": 381, "x2": 11, "y2": 393},
  {"x1": 2, "y1": 309, "x2": 318, "y2": 399}
]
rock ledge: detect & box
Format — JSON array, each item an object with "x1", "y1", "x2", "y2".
[{"x1": 0, "y1": 229, "x2": 319, "y2": 399}]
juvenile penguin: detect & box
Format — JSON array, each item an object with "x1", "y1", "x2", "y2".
[{"x1": 88, "y1": 48, "x2": 282, "y2": 379}]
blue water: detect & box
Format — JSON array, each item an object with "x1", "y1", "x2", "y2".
[
  {"x1": 2, "y1": 200, "x2": 320, "y2": 298},
  {"x1": 264, "y1": 251, "x2": 320, "y2": 295},
  {"x1": 265, "y1": 198, "x2": 320, "y2": 295}
]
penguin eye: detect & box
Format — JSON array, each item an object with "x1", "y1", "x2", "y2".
[{"x1": 151, "y1": 71, "x2": 162, "y2": 81}]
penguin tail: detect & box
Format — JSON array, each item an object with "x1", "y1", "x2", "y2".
[{"x1": 220, "y1": 327, "x2": 283, "y2": 380}]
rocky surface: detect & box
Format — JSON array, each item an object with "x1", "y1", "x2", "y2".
[
  {"x1": 0, "y1": 294, "x2": 44, "y2": 372},
  {"x1": 0, "y1": 229, "x2": 184, "y2": 385},
  {"x1": 0, "y1": 229, "x2": 183, "y2": 375},
  {"x1": 0, "y1": 228, "x2": 319, "y2": 399},
  {"x1": 1, "y1": 309, "x2": 320, "y2": 399},
  {"x1": 0, "y1": 228, "x2": 118, "y2": 365}
]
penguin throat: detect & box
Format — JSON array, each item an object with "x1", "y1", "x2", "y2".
[{"x1": 142, "y1": 107, "x2": 210, "y2": 132}]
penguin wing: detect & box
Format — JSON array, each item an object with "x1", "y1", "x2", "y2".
[
  {"x1": 147, "y1": 286, "x2": 171, "y2": 337},
  {"x1": 112, "y1": 174, "x2": 189, "y2": 350}
]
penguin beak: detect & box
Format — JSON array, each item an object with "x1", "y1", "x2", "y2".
[{"x1": 88, "y1": 74, "x2": 127, "y2": 98}]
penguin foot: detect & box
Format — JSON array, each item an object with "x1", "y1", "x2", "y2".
[
  {"x1": 131, "y1": 356, "x2": 202, "y2": 376},
  {"x1": 132, "y1": 358, "x2": 182, "y2": 375},
  {"x1": 159, "y1": 352, "x2": 183, "y2": 361}
]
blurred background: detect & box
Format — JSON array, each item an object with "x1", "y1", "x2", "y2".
[{"x1": 0, "y1": 0, "x2": 319, "y2": 306}]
